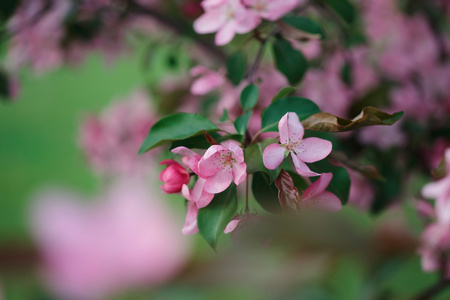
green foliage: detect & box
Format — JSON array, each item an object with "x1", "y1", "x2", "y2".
[
  {"x1": 244, "y1": 138, "x2": 278, "y2": 175},
  {"x1": 240, "y1": 84, "x2": 259, "y2": 111},
  {"x1": 252, "y1": 172, "x2": 282, "y2": 214},
  {"x1": 281, "y1": 16, "x2": 324, "y2": 37},
  {"x1": 272, "y1": 37, "x2": 308, "y2": 85},
  {"x1": 261, "y1": 96, "x2": 321, "y2": 132},
  {"x1": 226, "y1": 52, "x2": 247, "y2": 86},
  {"x1": 323, "y1": 0, "x2": 357, "y2": 24},
  {"x1": 234, "y1": 110, "x2": 252, "y2": 135},
  {"x1": 139, "y1": 113, "x2": 218, "y2": 153},
  {"x1": 272, "y1": 86, "x2": 296, "y2": 103},
  {"x1": 198, "y1": 185, "x2": 238, "y2": 249}
]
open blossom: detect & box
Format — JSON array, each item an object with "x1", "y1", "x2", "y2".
[
  {"x1": 193, "y1": 0, "x2": 260, "y2": 45},
  {"x1": 159, "y1": 159, "x2": 190, "y2": 194},
  {"x1": 198, "y1": 140, "x2": 247, "y2": 193},
  {"x1": 263, "y1": 112, "x2": 332, "y2": 177},
  {"x1": 299, "y1": 173, "x2": 341, "y2": 212}
]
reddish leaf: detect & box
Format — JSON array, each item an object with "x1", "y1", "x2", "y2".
[{"x1": 274, "y1": 170, "x2": 301, "y2": 213}]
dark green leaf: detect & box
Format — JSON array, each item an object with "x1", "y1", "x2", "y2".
[
  {"x1": 139, "y1": 113, "x2": 218, "y2": 154},
  {"x1": 309, "y1": 159, "x2": 350, "y2": 205},
  {"x1": 227, "y1": 52, "x2": 246, "y2": 86},
  {"x1": 170, "y1": 131, "x2": 223, "y2": 150},
  {"x1": 252, "y1": 172, "x2": 282, "y2": 214},
  {"x1": 261, "y1": 96, "x2": 321, "y2": 132},
  {"x1": 281, "y1": 16, "x2": 324, "y2": 37},
  {"x1": 302, "y1": 107, "x2": 403, "y2": 132},
  {"x1": 272, "y1": 86, "x2": 296, "y2": 103},
  {"x1": 219, "y1": 109, "x2": 229, "y2": 122},
  {"x1": 240, "y1": 84, "x2": 259, "y2": 111},
  {"x1": 198, "y1": 185, "x2": 238, "y2": 249},
  {"x1": 324, "y1": 0, "x2": 356, "y2": 24},
  {"x1": 272, "y1": 37, "x2": 308, "y2": 85},
  {"x1": 234, "y1": 110, "x2": 252, "y2": 135}
]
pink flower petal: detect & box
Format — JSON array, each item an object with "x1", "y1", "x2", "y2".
[
  {"x1": 182, "y1": 202, "x2": 199, "y2": 235},
  {"x1": 299, "y1": 191, "x2": 341, "y2": 212},
  {"x1": 422, "y1": 177, "x2": 450, "y2": 199},
  {"x1": 193, "y1": 9, "x2": 226, "y2": 34},
  {"x1": 192, "y1": 178, "x2": 214, "y2": 208},
  {"x1": 204, "y1": 168, "x2": 233, "y2": 193},
  {"x1": 263, "y1": 143, "x2": 286, "y2": 170},
  {"x1": 203, "y1": 145, "x2": 227, "y2": 159},
  {"x1": 198, "y1": 152, "x2": 222, "y2": 177},
  {"x1": 222, "y1": 140, "x2": 244, "y2": 163},
  {"x1": 303, "y1": 173, "x2": 333, "y2": 199},
  {"x1": 291, "y1": 154, "x2": 319, "y2": 177},
  {"x1": 181, "y1": 184, "x2": 191, "y2": 201},
  {"x1": 190, "y1": 72, "x2": 225, "y2": 95},
  {"x1": 224, "y1": 217, "x2": 242, "y2": 234},
  {"x1": 215, "y1": 20, "x2": 237, "y2": 46},
  {"x1": 171, "y1": 146, "x2": 197, "y2": 157},
  {"x1": 232, "y1": 162, "x2": 247, "y2": 185},
  {"x1": 294, "y1": 137, "x2": 332, "y2": 163}
]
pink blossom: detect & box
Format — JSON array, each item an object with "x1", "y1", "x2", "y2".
[
  {"x1": 181, "y1": 178, "x2": 214, "y2": 209},
  {"x1": 159, "y1": 159, "x2": 190, "y2": 194},
  {"x1": 190, "y1": 66, "x2": 226, "y2": 95},
  {"x1": 79, "y1": 91, "x2": 156, "y2": 175},
  {"x1": 347, "y1": 170, "x2": 375, "y2": 211},
  {"x1": 243, "y1": 0, "x2": 300, "y2": 21},
  {"x1": 197, "y1": 140, "x2": 247, "y2": 193},
  {"x1": 182, "y1": 201, "x2": 200, "y2": 235},
  {"x1": 193, "y1": 0, "x2": 260, "y2": 45},
  {"x1": 171, "y1": 146, "x2": 203, "y2": 175},
  {"x1": 299, "y1": 173, "x2": 341, "y2": 212},
  {"x1": 357, "y1": 120, "x2": 407, "y2": 150},
  {"x1": 31, "y1": 179, "x2": 190, "y2": 300},
  {"x1": 422, "y1": 149, "x2": 450, "y2": 223},
  {"x1": 263, "y1": 112, "x2": 332, "y2": 177},
  {"x1": 419, "y1": 222, "x2": 450, "y2": 276}
]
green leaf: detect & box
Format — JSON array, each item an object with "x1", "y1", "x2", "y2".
[
  {"x1": 170, "y1": 131, "x2": 222, "y2": 150},
  {"x1": 272, "y1": 86, "x2": 296, "y2": 103},
  {"x1": 324, "y1": 0, "x2": 356, "y2": 24},
  {"x1": 234, "y1": 110, "x2": 252, "y2": 135},
  {"x1": 227, "y1": 52, "x2": 246, "y2": 86},
  {"x1": 219, "y1": 109, "x2": 229, "y2": 122},
  {"x1": 272, "y1": 37, "x2": 308, "y2": 85},
  {"x1": 240, "y1": 84, "x2": 259, "y2": 111},
  {"x1": 261, "y1": 96, "x2": 321, "y2": 132},
  {"x1": 309, "y1": 159, "x2": 350, "y2": 205},
  {"x1": 302, "y1": 107, "x2": 404, "y2": 132},
  {"x1": 198, "y1": 185, "x2": 238, "y2": 249},
  {"x1": 281, "y1": 16, "x2": 324, "y2": 37},
  {"x1": 139, "y1": 113, "x2": 218, "y2": 154},
  {"x1": 252, "y1": 172, "x2": 282, "y2": 214},
  {"x1": 244, "y1": 138, "x2": 278, "y2": 175}
]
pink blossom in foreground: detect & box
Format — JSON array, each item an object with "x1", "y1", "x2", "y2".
[
  {"x1": 193, "y1": 0, "x2": 260, "y2": 45},
  {"x1": 31, "y1": 179, "x2": 190, "y2": 300},
  {"x1": 79, "y1": 91, "x2": 155, "y2": 175},
  {"x1": 243, "y1": 0, "x2": 300, "y2": 21},
  {"x1": 181, "y1": 178, "x2": 214, "y2": 209},
  {"x1": 198, "y1": 140, "x2": 247, "y2": 193},
  {"x1": 299, "y1": 173, "x2": 341, "y2": 212},
  {"x1": 182, "y1": 201, "x2": 200, "y2": 235},
  {"x1": 263, "y1": 112, "x2": 332, "y2": 177},
  {"x1": 159, "y1": 159, "x2": 190, "y2": 194}
]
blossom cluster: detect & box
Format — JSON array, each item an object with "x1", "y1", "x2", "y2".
[{"x1": 159, "y1": 112, "x2": 339, "y2": 235}]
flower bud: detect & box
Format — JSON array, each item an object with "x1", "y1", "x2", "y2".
[{"x1": 159, "y1": 159, "x2": 190, "y2": 193}]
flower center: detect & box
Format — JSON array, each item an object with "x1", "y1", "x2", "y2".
[{"x1": 220, "y1": 152, "x2": 236, "y2": 168}]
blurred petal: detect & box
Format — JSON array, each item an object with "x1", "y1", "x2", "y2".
[
  {"x1": 182, "y1": 202, "x2": 199, "y2": 235},
  {"x1": 303, "y1": 173, "x2": 333, "y2": 199},
  {"x1": 300, "y1": 191, "x2": 341, "y2": 212},
  {"x1": 291, "y1": 154, "x2": 319, "y2": 177}
]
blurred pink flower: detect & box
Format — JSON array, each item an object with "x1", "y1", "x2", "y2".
[
  {"x1": 263, "y1": 112, "x2": 332, "y2": 177},
  {"x1": 79, "y1": 91, "x2": 156, "y2": 176},
  {"x1": 299, "y1": 173, "x2": 341, "y2": 212},
  {"x1": 347, "y1": 170, "x2": 375, "y2": 211},
  {"x1": 243, "y1": 0, "x2": 300, "y2": 21},
  {"x1": 190, "y1": 66, "x2": 226, "y2": 95},
  {"x1": 182, "y1": 201, "x2": 200, "y2": 235},
  {"x1": 357, "y1": 120, "x2": 407, "y2": 150},
  {"x1": 419, "y1": 222, "x2": 450, "y2": 276},
  {"x1": 31, "y1": 178, "x2": 190, "y2": 300},
  {"x1": 159, "y1": 159, "x2": 190, "y2": 194},
  {"x1": 198, "y1": 140, "x2": 247, "y2": 193},
  {"x1": 193, "y1": 0, "x2": 260, "y2": 45}
]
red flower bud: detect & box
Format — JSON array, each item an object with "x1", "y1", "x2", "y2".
[{"x1": 159, "y1": 159, "x2": 190, "y2": 194}]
